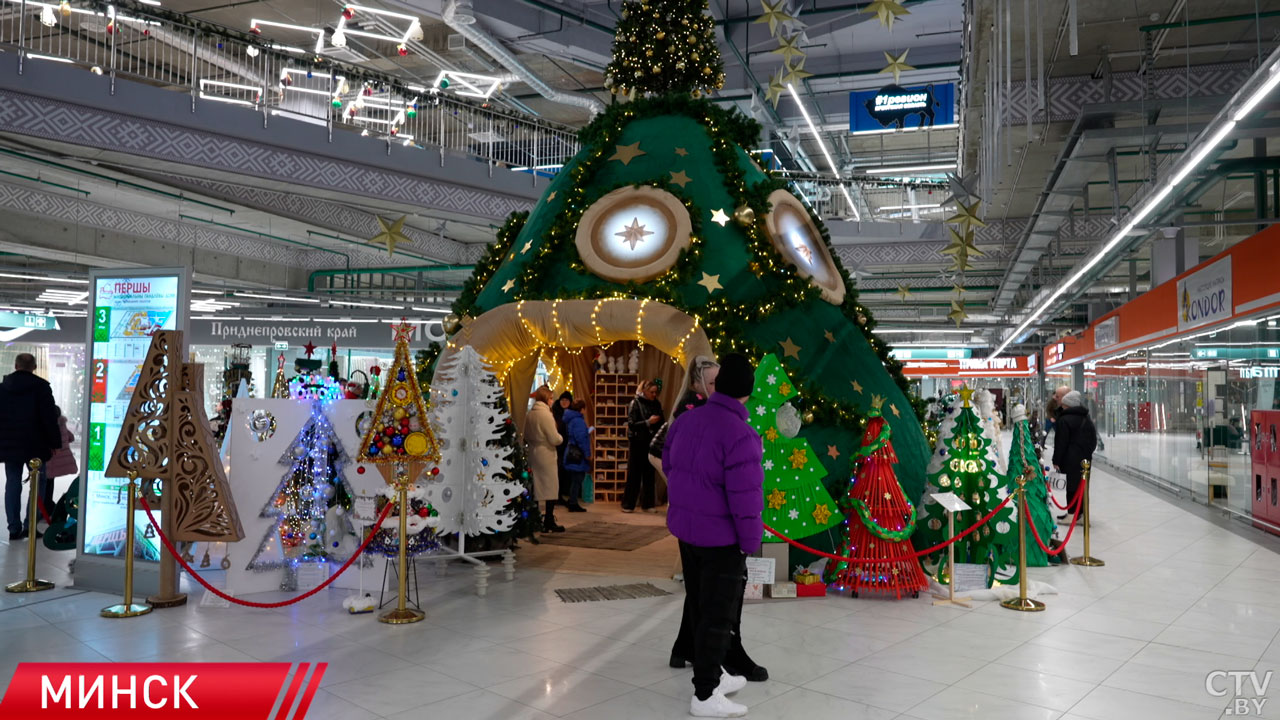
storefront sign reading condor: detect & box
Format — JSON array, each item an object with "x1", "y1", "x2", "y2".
[{"x1": 1177, "y1": 256, "x2": 1232, "y2": 332}]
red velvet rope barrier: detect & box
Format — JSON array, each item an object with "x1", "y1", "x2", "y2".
[
  {"x1": 1046, "y1": 480, "x2": 1070, "y2": 510},
  {"x1": 139, "y1": 495, "x2": 396, "y2": 609},
  {"x1": 1025, "y1": 472, "x2": 1088, "y2": 556},
  {"x1": 763, "y1": 491, "x2": 1015, "y2": 563}
]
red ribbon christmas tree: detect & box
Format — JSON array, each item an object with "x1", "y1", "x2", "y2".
[{"x1": 825, "y1": 394, "x2": 928, "y2": 599}]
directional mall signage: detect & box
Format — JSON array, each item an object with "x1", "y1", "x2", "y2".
[
  {"x1": 0, "y1": 311, "x2": 57, "y2": 330},
  {"x1": 850, "y1": 82, "x2": 955, "y2": 132}
]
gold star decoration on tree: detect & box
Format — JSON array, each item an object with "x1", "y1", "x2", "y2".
[
  {"x1": 615, "y1": 217, "x2": 654, "y2": 250},
  {"x1": 779, "y1": 381, "x2": 792, "y2": 395},
  {"x1": 823, "y1": 330, "x2": 836, "y2": 343},
  {"x1": 754, "y1": 0, "x2": 793, "y2": 36},
  {"x1": 880, "y1": 49, "x2": 914, "y2": 84},
  {"x1": 812, "y1": 503, "x2": 833, "y2": 525},
  {"x1": 779, "y1": 337, "x2": 802, "y2": 359},
  {"x1": 864, "y1": 0, "x2": 909, "y2": 30},
  {"x1": 521, "y1": 240, "x2": 533, "y2": 254},
  {"x1": 710, "y1": 208, "x2": 730, "y2": 226},
  {"x1": 947, "y1": 199, "x2": 987, "y2": 233},
  {"x1": 547, "y1": 190, "x2": 557, "y2": 201},
  {"x1": 674, "y1": 147, "x2": 689, "y2": 157},
  {"x1": 789, "y1": 447, "x2": 809, "y2": 469},
  {"x1": 697, "y1": 272, "x2": 723, "y2": 293},
  {"x1": 771, "y1": 33, "x2": 807, "y2": 63},
  {"x1": 781, "y1": 57, "x2": 813, "y2": 86},
  {"x1": 896, "y1": 284, "x2": 913, "y2": 301},
  {"x1": 890, "y1": 404, "x2": 901, "y2": 418},
  {"x1": 609, "y1": 141, "x2": 646, "y2": 165},
  {"x1": 765, "y1": 427, "x2": 779, "y2": 442},
  {"x1": 957, "y1": 385, "x2": 975, "y2": 406},
  {"x1": 851, "y1": 379, "x2": 863, "y2": 394},
  {"x1": 501, "y1": 278, "x2": 516, "y2": 293},
  {"x1": 369, "y1": 215, "x2": 410, "y2": 257},
  {"x1": 669, "y1": 169, "x2": 692, "y2": 187},
  {"x1": 767, "y1": 488, "x2": 787, "y2": 510},
  {"x1": 948, "y1": 298, "x2": 968, "y2": 327},
  {"x1": 826, "y1": 444, "x2": 840, "y2": 459},
  {"x1": 765, "y1": 67, "x2": 787, "y2": 107}
]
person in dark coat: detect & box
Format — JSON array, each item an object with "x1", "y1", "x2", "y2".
[
  {"x1": 561, "y1": 400, "x2": 591, "y2": 512},
  {"x1": 0, "y1": 353, "x2": 62, "y2": 540},
  {"x1": 1053, "y1": 390, "x2": 1098, "y2": 521},
  {"x1": 622, "y1": 380, "x2": 663, "y2": 513},
  {"x1": 552, "y1": 391, "x2": 573, "y2": 505}
]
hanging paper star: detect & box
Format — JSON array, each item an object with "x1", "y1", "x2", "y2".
[
  {"x1": 767, "y1": 488, "x2": 787, "y2": 510},
  {"x1": 669, "y1": 170, "x2": 692, "y2": 187},
  {"x1": 864, "y1": 0, "x2": 909, "y2": 30},
  {"x1": 771, "y1": 33, "x2": 807, "y2": 63},
  {"x1": 778, "y1": 337, "x2": 801, "y2": 359},
  {"x1": 942, "y1": 226, "x2": 985, "y2": 258},
  {"x1": 369, "y1": 215, "x2": 410, "y2": 257},
  {"x1": 501, "y1": 278, "x2": 516, "y2": 293},
  {"x1": 710, "y1": 208, "x2": 731, "y2": 226},
  {"x1": 953, "y1": 283, "x2": 967, "y2": 297},
  {"x1": 824, "y1": 330, "x2": 836, "y2": 343},
  {"x1": 302, "y1": 341, "x2": 317, "y2": 358},
  {"x1": 765, "y1": 67, "x2": 787, "y2": 108},
  {"x1": 826, "y1": 444, "x2": 840, "y2": 459},
  {"x1": 851, "y1": 380, "x2": 863, "y2": 394},
  {"x1": 615, "y1": 217, "x2": 654, "y2": 250},
  {"x1": 754, "y1": 0, "x2": 793, "y2": 36},
  {"x1": 947, "y1": 199, "x2": 987, "y2": 232},
  {"x1": 812, "y1": 503, "x2": 833, "y2": 525},
  {"x1": 781, "y1": 57, "x2": 814, "y2": 86},
  {"x1": 697, "y1": 272, "x2": 723, "y2": 293},
  {"x1": 896, "y1": 284, "x2": 913, "y2": 301},
  {"x1": 948, "y1": 298, "x2": 968, "y2": 327},
  {"x1": 880, "y1": 49, "x2": 914, "y2": 84},
  {"x1": 948, "y1": 248, "x2": 975, "y2": 273},
  {"x1": 945, "y1": 171, "x2": 979, "y2": 206},
  {"x1": 674, "y1": 147, "x2": 689, "y2": 157},
  {"x1": 609, "y1": 141, "x2": 646, "y2": 165},
  {"x1": 789, "y1": 447, "x2": 808, "y2": 469}
]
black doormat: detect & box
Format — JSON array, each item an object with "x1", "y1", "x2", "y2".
[
  {"x1": 537, "y1": 521, "x2": 670, "y2": 551},
  {"x1": 555, "y1": 583, "x2": 672, "y2": 603}
]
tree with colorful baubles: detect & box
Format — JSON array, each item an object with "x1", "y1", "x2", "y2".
[
  {"x1": 245, "y1": 403, "x2": 357, "y2": 591},
  {"x1": 916, "y1": 386, "x2": 1019, "y2": 587},
  {"x1": 442, "y1": 0, "x2": 929, "y2": 559},
  {"x1": 1005, "y1": 403, "x2": 1057, "y2": 567},
  {"x1": 824, "y1": 395, "x2": 928, "y2": 599},
  {"x1": 747, "y1": 354, "x2": 841, "y2": 541}
]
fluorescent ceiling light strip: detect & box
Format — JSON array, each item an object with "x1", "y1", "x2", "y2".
[
  {"x1": 787, "y1": 83, "x2": 860, "y2": 221},
  {"x1": 1233, "y1": 63, "x2": 1280, "y2": 120},
  {"x1": 863, "y1": 163, "x2": 958, "y2": 174},
  {"x1": 876, "y1": 328, "x2": 975, "y2": 334},
  {"x1": 879, "y1": 203, "x2": 943, "y2": 210},
  {"x1": 345, "y1": 3, "x2": 417, "y2": 22},
  {"x1": 199, "y1": 93, "x2": 255, "y2": 107},
  {"x1": 329, "y1": 299, "x2": 405, "y2": 310},
  {"x1": 509, "y1": 164, "x2": 563, "y2": 172},
  {"x1": 234, "y1": 292, "x2": 320, "y2": 304},
  {"x1": 0, "y1": 272, "x2": 87, "y2": 284},
  {"x1": 410, "y1": 307, "x2": 451, "y2": 314},
  {"x1": 200, "y1": 79, "x2": 259, "y2": 93},
  {"x1": 26, "y1": 54, "x2": 75, "y2": 64},
  {"x1": 342, "y1": 28, "x2": 402, "y2": 43}
]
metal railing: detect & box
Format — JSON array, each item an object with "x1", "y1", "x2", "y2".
[{"x1": 0, "y1": 0, "x2": 581, "y2": 175}]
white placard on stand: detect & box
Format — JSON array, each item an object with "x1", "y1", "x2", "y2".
[
  {"x1": 930, "y1": 492, "x2": 972, "y2": 513},
  {"x1": 930, "y1": 491, "x2": 975, "y2": 609},
  {"x1": 745, "y1": 557, "x2": 775, "y2": 585}
]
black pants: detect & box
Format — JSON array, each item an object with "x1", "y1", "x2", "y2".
[
  {"x1": 672, "y1": 546, "x2": 755, "y2": 674},
  {"x1": 677, "y1": 542, "x2": 746, "y2": 700},
  {"x1": 565, "y1": 469, "x2": 585, "y2": 508},
  {"x1": 1065, "y1": 469, "x2": 1084, "y2": 514},
  {"x1": 622, "y1": 436, "x2": 655, "y2": 510},
  {"x1": 4, "y1": 462, "x2": 48, "y2": 534}
]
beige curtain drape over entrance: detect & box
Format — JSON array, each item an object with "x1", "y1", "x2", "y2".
[{"x1": 441, "y1": 299, "x2": 713, "y2": 434}]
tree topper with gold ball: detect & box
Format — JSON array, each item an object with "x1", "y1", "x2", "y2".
[{"x1": 357, "y1": 320, "x2": 441, "y2": 483}]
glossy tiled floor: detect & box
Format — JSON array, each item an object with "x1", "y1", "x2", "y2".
[{"x1": 2, "y1": 466, "x2": 1279, "y2": 719}]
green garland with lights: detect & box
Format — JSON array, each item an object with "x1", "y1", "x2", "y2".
[{"x1": 604, "y1": 0, "x2": 726, "y2": 98}]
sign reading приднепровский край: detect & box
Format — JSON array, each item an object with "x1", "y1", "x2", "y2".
[{"x1": 1177, "y1": 256, "x2": 1233, "y2": 332}]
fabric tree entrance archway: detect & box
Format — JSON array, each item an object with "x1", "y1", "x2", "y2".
[{"x1": 439, "y1": 299, "x2": 713, "y2": 432}]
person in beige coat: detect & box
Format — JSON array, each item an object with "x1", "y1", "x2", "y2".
[{"x1": 524, "y1": 386, "x2": 565, "y2": 533}]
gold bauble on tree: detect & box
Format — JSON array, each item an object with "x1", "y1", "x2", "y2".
[
  {"x1": 802, "y1": 410, "x2": 815, "y2": 424},
  {"x1": 442, "y1": 313, "x2": 461, "y2": 334},
  {"x1": 656, "y1": 30, "x2": 665, "y2": 39},
  {"x1": 857, "y1": 312, "x2": 868, "y2": 327},
  {"x1": 733, "y1": 205, "x2": 756, "y2": 226}
]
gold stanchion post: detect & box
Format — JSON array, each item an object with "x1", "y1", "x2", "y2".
[
  {"x1": 379, "y1": 465, "x2": 424, "y2": 624},
  {"x1": 1070, "y1": 460, "x2": 1105, "y2": 567},
  {"x1": 101, "y1": 471, "x2": 153, "y2": 618},
  {"x1": 1002, "y1": 465, "x2": 1045, "y2": 612},
  {"x1": 6, "y1": 459, "x2": 54, "y2": 593}
]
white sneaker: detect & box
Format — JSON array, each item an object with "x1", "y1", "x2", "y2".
[
  {"x1": 690, "y1": 691, "x2": 747, "y2": 717},
  {"x1": 717, "y1": 671, "x2": 747, "y2": 695}
]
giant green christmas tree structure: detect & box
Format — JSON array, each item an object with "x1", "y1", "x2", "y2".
[
  {"x1": 447, "y1": 0, "x2": 930, "y2": 545},
  {"x1": 1006, "y1": 403, "x2": 1054, "y2": 567},
  {"x1": 918, "y1": 387, "x2": 1018, "y2": 586}
]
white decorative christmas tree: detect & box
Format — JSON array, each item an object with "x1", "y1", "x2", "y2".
[
  {"x1": 974, "y1": 389, "x2": 1007, "y2": 475},
  {"x1": 426, "y1": 345, "x2": 526, "y2": 536}
]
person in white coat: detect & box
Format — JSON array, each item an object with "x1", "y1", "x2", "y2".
[{"x1": 524, "y1": 385, "x2": 565, "y2": 533}]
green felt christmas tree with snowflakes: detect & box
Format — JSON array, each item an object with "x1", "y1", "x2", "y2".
[{"x1": 1006, "y1": 403, "x2": 1055, "y2": 567}]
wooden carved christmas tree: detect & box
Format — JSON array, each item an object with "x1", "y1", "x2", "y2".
[
  {"x1": 825, "y1": 395, "x2": 927, "y2": 599},
  {"x1": 357, "y1": 321, "x2": 441, "y2": 479}
]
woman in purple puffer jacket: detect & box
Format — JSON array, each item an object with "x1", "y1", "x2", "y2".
[{"x1": 663, "y1": 353, "x2": 764, "y2": 718}]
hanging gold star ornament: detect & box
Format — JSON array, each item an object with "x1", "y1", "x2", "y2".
[
  {"x1": 765, "y1": 67, "x2": 787, "y2": 108},
  {"x1": 754, "y1": 0, "x2": 794, "y2": 36},
  {"x1": 880, "y1": 49, "x2": 914, "y2": 84},
  {"x1": 812, "y1": 503, "x2": 832, "y2": 525},
  {"x1": 767, "y1": 488, "x2": 787, "y2": 510},
  {"x1": 779, "y1": 337, "x2": 802, "y2": 359},
  {"x1": 896, "y1": 284, "x2": 913, "y2": 301},
  {"x1": 946, "y1": 199, "x2": 987, "y2": 233},
  {"x1": 609, "y1": 141, "x2": 646, "y2": 165},
  {"x1": 942, "y1": 226, "x2": 984, "y2": 258},
  {"x1": 771, "y1": 33, "x2": 807, "y2": 63},
  {"x1": 948, "y1": 247, "x2": 975, "y2": 274},
  {"x1": 952, "y1": 283, "x2": 967, "y2": 298},
  {"x1": 669, "y1": 170, "x2": 692, "y2": 187},
  {"x1": 948, "y1": 298, "x2": 968, "y2": 327},
  {"x1": 781, "y1": 57, "x2": 814, "y2": 85},
  {"x1": 864, "y1": 0, "x2": 909, "y2": 30},
  {"x1": 697, "y1": 272, "x2": 723, "y2": 294},
  {"x1": 369, "y1": 215, "x2": 410, "y2": 257}
]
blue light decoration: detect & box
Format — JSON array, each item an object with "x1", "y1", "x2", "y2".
[{"x1": 288, "y1": 373, "x2": 344, "y2": 401}]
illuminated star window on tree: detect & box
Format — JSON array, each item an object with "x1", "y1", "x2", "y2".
[
  {"x1": 762, "y1": 190, "x2": 846, "y2": 305},
  {"x1": 576, "y1": 185, "x2": 692, "y2": 283}
]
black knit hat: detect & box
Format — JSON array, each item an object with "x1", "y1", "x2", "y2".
[
  {"x1": 557, "y1": 391, "x2": 573, "y2": 403},
  {"x1": 716, "y1": 353, "x2": 755, "y2": 398}
]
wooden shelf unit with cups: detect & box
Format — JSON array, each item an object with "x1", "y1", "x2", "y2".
[{"x1": 592, "y1": 371, "x2": 638, "y2": 504}]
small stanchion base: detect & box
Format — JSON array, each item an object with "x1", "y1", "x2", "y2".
[
  {"x1": 931, "y1": 594, "x2": 972, "y2": 608},
  {"x1": 146, "y1": 593, "x2": 188, "y2": 609},
  {"x1": 378, "y1": 607, "x2": 425, "y2": 625},
  {"x1": 5, "y1": 578, "x2": 54, "y2": 593},
  {"x1": 101, "y1": 602, "x2": 153, "y2": 618},
  {"x1": 1069, "y1": 556, "x2": 1105, "y2": 567},
  {"x1": 1000, "y1": 596, "x2": 1046, "y2": 612}
]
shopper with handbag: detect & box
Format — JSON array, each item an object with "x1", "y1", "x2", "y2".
[{"x1": 561, "y1": 400, "x2": 591, "y2": 512}]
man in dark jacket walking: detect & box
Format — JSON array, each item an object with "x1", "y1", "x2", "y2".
[
  {"x1": 0, "y1": 354, "x2": 62, "y2": 540},
  {"x1": 664, "y1": 354, "x2": 762, "y2": 718},
  {"x1": 1053, "y1": 390, "x2": 1097, "y2": 522}
]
